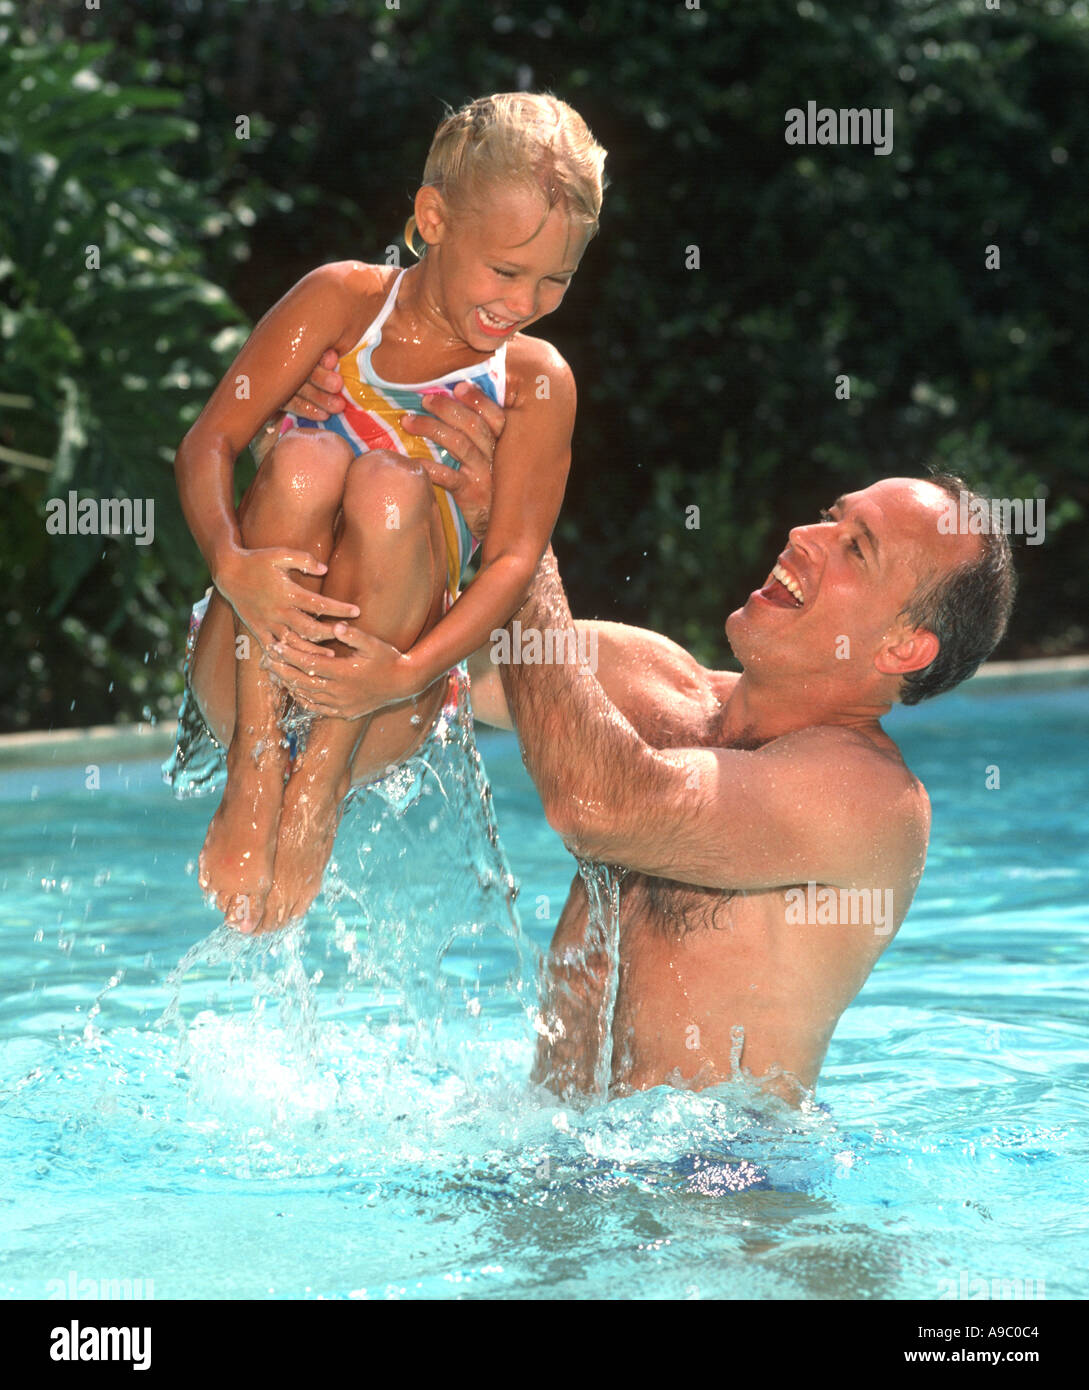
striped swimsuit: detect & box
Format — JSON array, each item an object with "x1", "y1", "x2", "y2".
[{"x1": 278, "y1": 267, "x2": 506, "y2": 601}]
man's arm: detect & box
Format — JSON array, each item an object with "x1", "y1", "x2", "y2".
[
  {"x1": 499, "y1": 550, "x2": 921, "y2": 892},
  {"x1": 470, "y1": 618, "x2": 727, "y2": 739}
]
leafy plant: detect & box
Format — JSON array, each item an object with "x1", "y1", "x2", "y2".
[{"x1": 0, "y1": 28, "x2": 250, "y2": 730}]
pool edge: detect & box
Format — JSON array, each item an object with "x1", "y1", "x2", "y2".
[{"x1": 1, "y1": 654, "x2": 1087, "y2": 767}]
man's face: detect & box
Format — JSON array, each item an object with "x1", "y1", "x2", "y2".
[{"x1": 726, "y1": 477, "x2": 979, "y2": 689}]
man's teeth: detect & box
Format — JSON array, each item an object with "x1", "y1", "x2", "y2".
[{"x1": 772, "y1": 563, "x2": 804, "y2": 605}]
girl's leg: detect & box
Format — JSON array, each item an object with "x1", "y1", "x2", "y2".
[
  {"x1": 195, "y1": 429, "x2": 354, "y2": 924},
  {"x1": 261, "y1": 450, "x2": 449, "y2": 928}
]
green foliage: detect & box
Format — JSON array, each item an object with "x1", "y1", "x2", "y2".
[
  {"x1": 3, "y1": 0, "x2": 1086, "y2": 732},
  {"x1": 0, "y1": 23, "x2": 250, "y2": 729}
]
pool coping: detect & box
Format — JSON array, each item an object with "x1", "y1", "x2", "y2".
[{"x1": 2, "y1": 654, "x2": 1087, "y2": 768}]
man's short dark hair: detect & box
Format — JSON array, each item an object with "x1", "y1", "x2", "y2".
[{"x1": 898, "y1": 472, "x2": 1017, "y2": 705}]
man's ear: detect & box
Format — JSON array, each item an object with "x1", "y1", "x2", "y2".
[
  {"x1": 874, "y1": 625, "x2": 940, "y2": 678},
  {"x1": 414, "y1": 186, "x2": 451, "y2": 248}
]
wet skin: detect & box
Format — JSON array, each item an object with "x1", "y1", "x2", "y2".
[
  {"x1": 177, "y1": 180, "x2": 592, "y2": 931},
  {"x1": 469, "y1": 479, "x2": 984, "y2": 1101},
  {"x1": 264, "y1": 321, "x2": 981, "y2": 1103}
]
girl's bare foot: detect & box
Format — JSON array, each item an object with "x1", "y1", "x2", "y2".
[
  {"x1": 258, "y1": 765, "x2": 351, "y2": 931},
  {"x1": 198, "y1": 743, "x2": 287, "y2": 930}
]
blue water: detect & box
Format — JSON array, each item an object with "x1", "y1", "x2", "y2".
[{"x1": 1, "y1": 683, "x2": 1087, "y2": 1300}]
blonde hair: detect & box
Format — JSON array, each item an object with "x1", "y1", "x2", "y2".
[{"x1": 404, "y1": 92, "x2": 607, "y2": 256}]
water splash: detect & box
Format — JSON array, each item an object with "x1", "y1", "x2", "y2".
[
  {"x1": 729, "y1": 1022, "x2": 745, "y2": 1075},
  {"x1": 158, "y1": 665, "x2": 538, "y2": 1102},
  {"x1": 82, "y1": 966, "x2": 126, "y2": 1047},
  {"x1": 574, "y1": 857, "x2": 623, "y2": 1099}
]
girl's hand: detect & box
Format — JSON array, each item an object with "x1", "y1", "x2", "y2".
[
  {"x1": 262, "y1": 624, "x2": 415, "y2": 720},
  {"x1": 215, "y1": 547, "x2": 361, "y2": 655}
]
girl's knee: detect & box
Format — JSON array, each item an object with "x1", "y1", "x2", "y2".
[
  {"x1": 341, "y1": 451, "x2": 434, "y2": 534},
  {"x1": 262, "y1": 429, "x2": 354, "y2": 508}
]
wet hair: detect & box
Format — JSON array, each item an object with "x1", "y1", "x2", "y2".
[
  {"x1": 897, "y1": 472, "x2": 1017, "y2": 705},
  {"x1": 404, "y1": 92, "x2": 607, "y2": 255}
]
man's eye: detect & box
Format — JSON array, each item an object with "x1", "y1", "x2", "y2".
[{"x1": 820, "y1": 508, "x2": 864, "y2": 557}]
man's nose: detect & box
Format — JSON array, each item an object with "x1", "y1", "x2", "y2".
[
  {"x1": 785, "y1": 524, "x2": 825, "y2": 569},
  {"x1": 787, "y1": 522, "x2": 820, "y2": 552}
]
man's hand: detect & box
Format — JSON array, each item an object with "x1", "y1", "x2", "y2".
[
  {"x1": 249, "y1": 349, "x2": 346, "y2": 465},
  {"x1": 406, "y1": 381, "x2": 506, "y2": 540},
  {"x1": 284, "y1": 347, "x2": 346, "y2": 420},
  {"x1": 281, "y1": 353, "x2": 506, "y2": 540}
]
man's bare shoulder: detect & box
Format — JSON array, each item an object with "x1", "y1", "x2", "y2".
[
  {"x1": 761, "y1": 721, "x2": 921, "y2": 782},
  {"x1": 758, "y1": 723, "x2": 931, "y2": 849},
  {"x1": 575, "y1": 621, "x2": 719, "y2": 744},
  {"x1": 584, "y1": 621, "x2": 715, "y2": 694}
]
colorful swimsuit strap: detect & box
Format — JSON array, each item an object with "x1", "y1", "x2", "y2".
[
  {"x1": 356, "y1": 267, "x2": 407, "y2": 360},
  {"x1": 358, "y1": 267, "x2": 508, "y2": 396},
  {"x1": 329, "y1": 268, "x2": 508, "y2": 601}
]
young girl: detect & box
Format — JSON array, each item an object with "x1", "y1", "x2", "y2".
[{"x1": 164, "y1": 92, "x2": 606, "y2": 934}]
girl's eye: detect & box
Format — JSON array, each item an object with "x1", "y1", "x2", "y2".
[{"x1": 492, "y1": 267, "x2": 516, "y2": 278}]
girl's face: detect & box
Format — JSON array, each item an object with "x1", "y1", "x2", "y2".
[{"x1": 419, "y1": 182, "x2": 591, "y2": 350}]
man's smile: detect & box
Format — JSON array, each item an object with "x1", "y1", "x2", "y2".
[{"x1": 754, "y1": 559, "x2": 806, "y2": 609}]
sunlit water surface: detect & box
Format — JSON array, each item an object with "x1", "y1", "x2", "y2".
[{"x1": 1, "y1": 683, "x2": 1086, "y2": 1300}]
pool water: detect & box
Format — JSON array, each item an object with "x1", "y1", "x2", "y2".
[{"x1": 1, "y1": 683, "x2": 1087, "y2": 1301}]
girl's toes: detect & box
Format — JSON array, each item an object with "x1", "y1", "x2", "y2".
[
  {"x1": 261, "y1": 885, "x2": 285, "y2": 930},
  {"x1": 226, "y1": 893, "x2": 254, "y2": 929}
]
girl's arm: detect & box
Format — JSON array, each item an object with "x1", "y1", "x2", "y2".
[
  {"x1": 394, "y1": 338, "x2": 576, "y2": 697},
  {"x1": 262, "y1": 342, "x2": 576, "y2": 719},
  {"x1": 175, "y1": 262, "x2": 379, "y2": 648}
]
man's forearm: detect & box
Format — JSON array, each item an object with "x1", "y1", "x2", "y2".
[{"x1": 498, "y1": 548, "x2": 656, "y2": 848}]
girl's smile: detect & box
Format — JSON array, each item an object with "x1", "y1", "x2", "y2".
[
  {"x1": 413, "y1": 181, "x2": 591, "y2": 354},
  {"x1": 474, "y1": 304, "x2": 522, "y2": 337}
]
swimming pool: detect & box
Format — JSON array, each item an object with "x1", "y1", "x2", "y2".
[{"x1": 1, "y1": 679, "x2": 1086, "y2": 1300}]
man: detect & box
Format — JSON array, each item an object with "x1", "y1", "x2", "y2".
[{"x1": 275, "y1": 361, "x2": 1016, "y2": 1103}]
